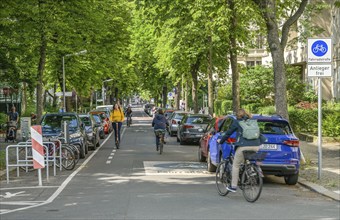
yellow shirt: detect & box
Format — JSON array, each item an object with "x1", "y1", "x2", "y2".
[{"x1": 110, "y1": 108, "x2": 125, "y2": 122}]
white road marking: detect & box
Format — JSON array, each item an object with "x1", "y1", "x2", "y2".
[
  {"x1": 0, "y1": 186, "x2": 58, "y2": 191},
  {"x1": 0, "y1": 127, "x2": 126, "y2": 215},
  {"x1": 108, "y1": 156, "x2": 113, "y2": 159},
  {"x1": 106, "y1": 161, "x2": 111, "y2": 164},
  {"x1": 0, "y1": 191, "x2": 27, "y2": 199}
]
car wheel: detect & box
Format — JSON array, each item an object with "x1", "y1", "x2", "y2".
[
  {"x1": 207, "y1": 151, "x2": 216, "y2": 172},
  {"x1": 85, "y1": 143, "x2": 89, "y2": 154},
  {"x1": 179, "y1": 136, "x2": 185, "y2": 145},
  {"x1": 284, "y1": 173, "x2": 299, "y2": 185},
  {"x1": 80, "y1": 144, "x2": 86, "y2": 159},
  {"x1": 198, "y1": 145, "x2": 206, "y2": 162}
]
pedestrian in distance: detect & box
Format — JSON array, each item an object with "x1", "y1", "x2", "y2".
[{"x1": 217, "y1": 108, "x2": 266, "y2": 193}]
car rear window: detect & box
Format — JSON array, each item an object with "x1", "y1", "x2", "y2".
[
  {"x1": 174, "y1": 113, "x2": 186, "y2": 120},
  {"x1": 80, "y1": 117, "x2": 91, "y2": 126},
  {"x1": 186, "y1": 116, "x2": 211, "y2": 124},
  {"x1": 258, "y1": 120, "x2": 292, "y2": 135},
  {"x1": 42, "y1": 115, "x2": 78, "y2": 130}
]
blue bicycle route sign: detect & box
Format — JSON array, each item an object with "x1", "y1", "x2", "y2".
[{"x1": 307, "y1": 38, "x2": 332, "y2": 63}]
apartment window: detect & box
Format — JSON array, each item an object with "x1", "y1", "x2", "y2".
[{"x1": 246, "y1": 61, "x2": 255, "y2": 67}]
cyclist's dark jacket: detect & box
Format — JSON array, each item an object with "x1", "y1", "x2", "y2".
[
  {"x1": 219, "y1": 116, "x2": 265, "y2": 147},
  {"x1": 152, "y1": 114, "x2": 168, "y2": 130},
  {"x1": 125, "y1": 108, "x2": 132, "y2": 116}
]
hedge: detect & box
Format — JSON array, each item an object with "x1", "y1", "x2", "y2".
[{"x1": 213, "y1": 101, "x2": 340, "y2": 137}]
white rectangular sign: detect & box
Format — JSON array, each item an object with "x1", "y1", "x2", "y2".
[
  {"x1": 55, "y1": 92, "x2": 72, "y2": 97},
  {"x1": 307, "y1": 64, "x2": 332, "y2": 77},
  {"x1": 307, "y1": 38, "x2": 332, "y2": 63}
]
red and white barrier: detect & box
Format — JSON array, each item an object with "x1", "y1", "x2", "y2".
[{"x1": 31, "y1": 125, "x2": 45, "y2": 169}]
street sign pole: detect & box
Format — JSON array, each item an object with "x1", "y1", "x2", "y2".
[
  {"x1": 307, "y1": 38, "x2": 332, "y2": 180},
  {"x1": 317, "y1": 77, "x2": 322, "y2": 179}
]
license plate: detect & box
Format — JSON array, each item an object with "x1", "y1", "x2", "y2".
[
  {"x1": 195, "y1": 134, "x2": 203, "y2": 137},
  {"x1": 260, "y1": 144, "x2": 278, "y2": 150}
]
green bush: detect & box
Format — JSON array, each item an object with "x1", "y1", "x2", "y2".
[
  {"x1": 257, "y1": 106, "x2": 276, "y2": 115},
  {"x1": 289, "y1": 108, "x2": 339, "y2": 137},
  {"x1": 214, "y1": 100, "x2": 232, "y2": 116}
]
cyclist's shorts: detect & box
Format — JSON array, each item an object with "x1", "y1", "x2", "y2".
[{"x1": 154, "y1": 129, "x2": 166, "y2": 135}]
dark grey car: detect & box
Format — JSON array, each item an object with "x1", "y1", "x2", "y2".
[
  {"x1": 177, "y1": 114, "x2": 212, "y2": 145},
  {"x1": 79, "y1": 114, "x2": 100, "y2": 150}
]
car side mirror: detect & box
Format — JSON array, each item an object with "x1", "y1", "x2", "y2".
[{"x1": 177, "y1": 121, "x2": 181, "y2": 125}]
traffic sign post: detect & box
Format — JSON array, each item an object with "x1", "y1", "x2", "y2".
[{"x1": 307, "y1": 38, "x2": 332, "y2": 180}]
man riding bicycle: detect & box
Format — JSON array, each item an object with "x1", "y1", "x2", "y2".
[
  {"x1": 152, "y1": 109, "x2": 169, "y2": 150},
  {"x1": 217, "y1": 109, "x2": 265, "y2": 193}
]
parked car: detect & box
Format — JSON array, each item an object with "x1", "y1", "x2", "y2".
[
  {"x1": 79, "y1": 114, "x2": 100, "y2": 150},
  {"x1": 163, "y1": 109, "x2": 175, "y2": 119},
  {"x1": 206, "y1": 114, "x2": 301, "y2": 185},
  {"x1": 89, "y1": 110, "x2": 112, "y2": 134},
  {"x1": 177, "y1": 113, "x2": 212, "y2": 145},
  {"x1": 92, "y1": 114, "x2": 105, "y2": 139},
  {"x1": 40, "y1": 112, "x2": 88, "y2": 158},
  {"x1": 198, "y1": 116, "x2": 226, "y2": 172},
  {"x1": 167, "y1": 111, "x2": 188, "y2": 136}
]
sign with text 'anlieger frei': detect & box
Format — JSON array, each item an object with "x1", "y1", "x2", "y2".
[
  {"x1": 307, "y1": 38, "x2": 332, "y2": 63},
  {"x1": 307, "y1": 64, "x2": 332, "y2": 77}
]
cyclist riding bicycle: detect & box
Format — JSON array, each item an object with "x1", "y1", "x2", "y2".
[
  {"x1": 125, "y1": 105, "x2": 133, "y2": 125},
  {"x1": 152, "y1": 109, "x2": 169, "y2": 149},
  {"x1": 110, "y1": 102, "x2": 125, "y2": 147},
  {"x1": 217, "y1": 109, "x2": 265, "y2": 193}
]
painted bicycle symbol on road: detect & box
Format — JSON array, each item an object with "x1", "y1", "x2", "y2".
[{"x1": 311, "y1": 40, "x2": 328, "y2": 57}]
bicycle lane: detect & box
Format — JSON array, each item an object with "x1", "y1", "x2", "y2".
[{"x1": 0, "y1": 131, "x2": 115, "y2": 215}]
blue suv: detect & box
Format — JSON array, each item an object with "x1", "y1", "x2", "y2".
[{"x1": 207, "y1": 115, "x2": 300, "y2": 185}]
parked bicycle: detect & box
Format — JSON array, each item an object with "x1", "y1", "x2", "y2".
[
  {"x1": 155, "y1": 129, "x2": 166, "y2": 154},
  {"x1": 19, "y1": 139, "x2": 76, "y2": 171},
  {"x1": 215, "y1": 142, "x2": 266, "y2": 202}
]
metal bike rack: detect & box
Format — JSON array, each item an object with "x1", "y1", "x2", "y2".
[
  {"x1": 6, "y1": 144, "x2": 50, "y2": 184},
  {"x1": 23, "y1": 140, "x2": 62, "y2": 172}
]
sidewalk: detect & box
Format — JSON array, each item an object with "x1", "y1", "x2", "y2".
[{"x1": 299, "y1": 140, "x2": 340, "y2": 201}]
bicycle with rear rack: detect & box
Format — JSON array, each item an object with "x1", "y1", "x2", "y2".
[
  {"x1": 155, "y1": 129, "x2": 166, "y2": 154},
  {"x1": 215, "y1": 143, "x2": 266, "y2": 203}
]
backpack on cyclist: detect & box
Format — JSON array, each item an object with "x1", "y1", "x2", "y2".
[{"x1": 239, "y1": 119, "x2": 260, "y2": 140}]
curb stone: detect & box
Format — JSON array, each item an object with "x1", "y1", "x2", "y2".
[{"x1": 298, "y1": 177, "x2": 340, "y2": 202}]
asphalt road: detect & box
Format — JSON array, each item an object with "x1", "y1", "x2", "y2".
[{"x1": 1, "y1": 107, "x2": 339, "y2": 220}]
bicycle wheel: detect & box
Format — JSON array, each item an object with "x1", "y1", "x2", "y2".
[
  {"x1": 159, "y1": 142, "x2": 163, "y2": 154},
  {"x1": 241, "y1": 164, "x2": 263, "y2": 203},
  {"x1": 66, "y1": 144, "x2": 80, "y2": 165},
  {"x1": 56, "y1": 146, "x2": 76, "y2": 170},
  {"x1": 215, "y1": 160, "x2": 231, "y2": 196}
]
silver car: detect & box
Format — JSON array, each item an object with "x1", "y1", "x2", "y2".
[
  {"x1": 167, "y1": 111, "x2": 188, "y2": 136},
  {"x1": 177, "y1": 113, "x2": 212, "y2": 145}
]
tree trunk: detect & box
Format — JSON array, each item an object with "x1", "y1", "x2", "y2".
[
  {"x1": 21, "y1": 82, "x2": 27, "y2": 114},
  {"x1": 229, "y1": 0, "x2": 240, "y2": 114},
  {"x1": 175, "y1": 81, "x2": 181, "y2": 110},
  {"x1": 252, "y1": 0, "x2": 308, "y2": 120},
  {"x1": 207, "y1": 36, "x2": 214, "y2": 116},
  {"x1": 191, "y1": 58, "x2": 201, "y2": 113},
  {"x1": 36, "y1": 29, "x2": 47, "y2": 122},
  {"x1": 162, "y1": 85, "x2": 167, "y2": 108},
  {"x1": 184, "y1": 81, "x2": 188, "y2": 111}
]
